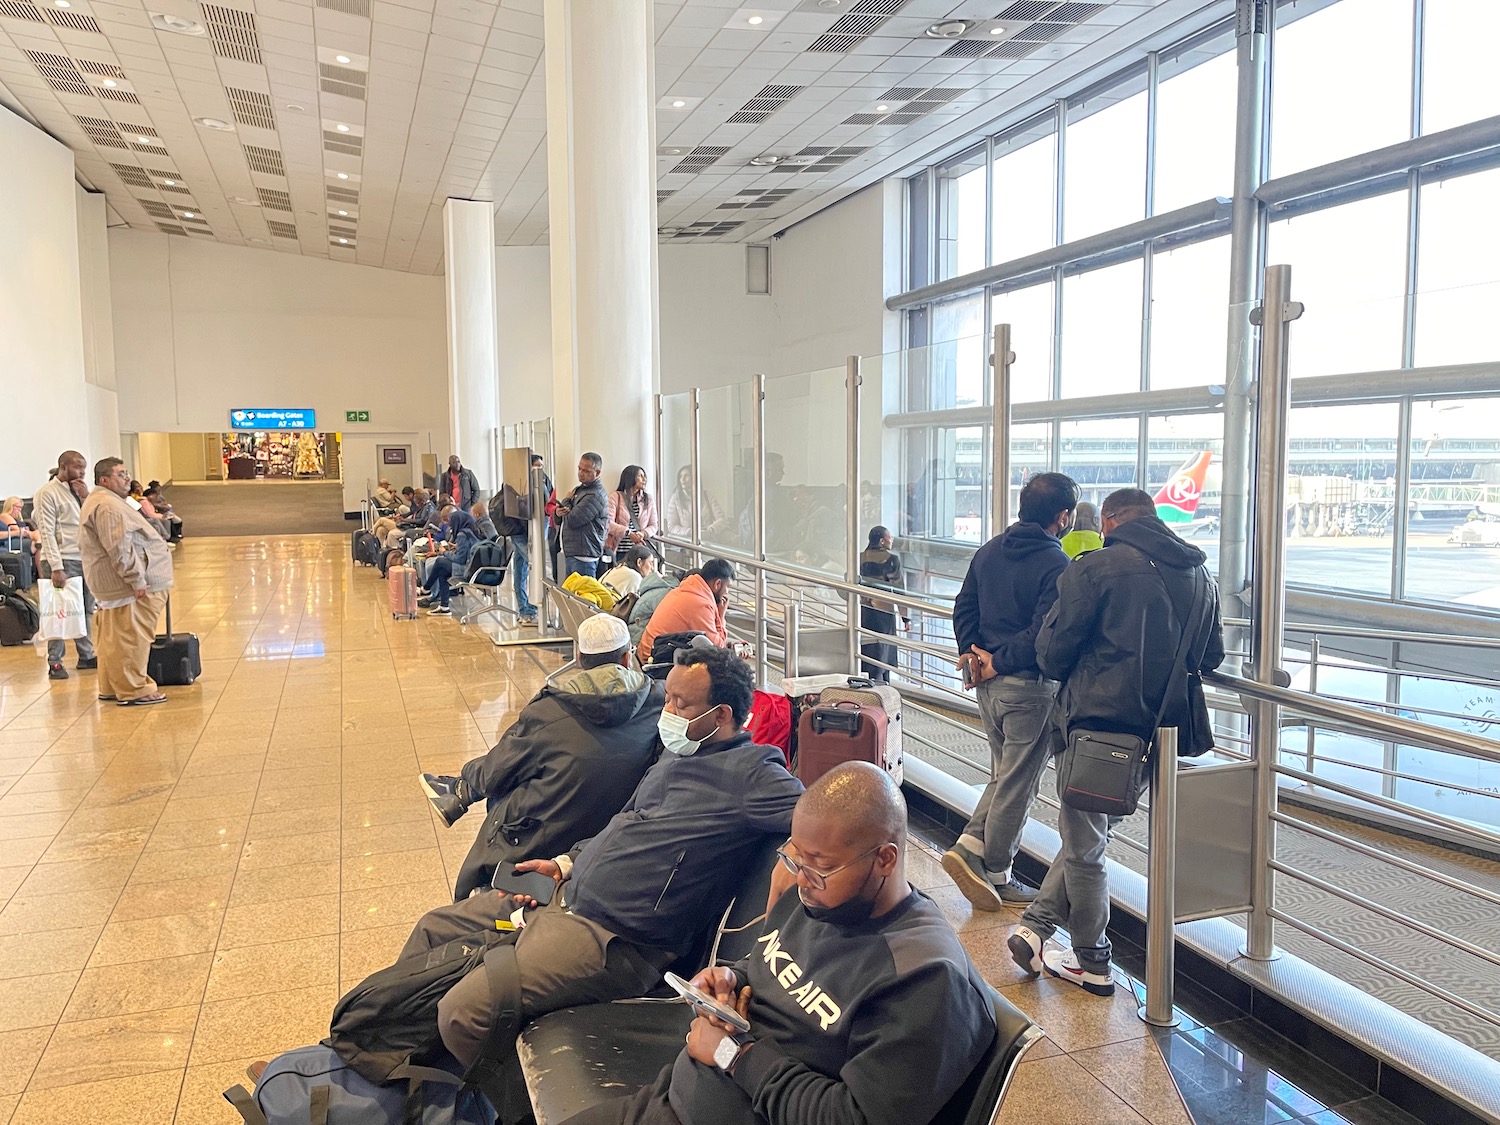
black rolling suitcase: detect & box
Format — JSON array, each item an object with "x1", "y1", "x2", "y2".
[
  {"x1": 148, "y1": 598, "x2": 201, "y2": 686},
  {"x1": 0, "y1": 549, "x2": 33, "y2": 591}
]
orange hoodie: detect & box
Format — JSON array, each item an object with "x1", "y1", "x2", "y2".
[{"x1": 637, "y1": 573, "x2": 727, "y2": 662}]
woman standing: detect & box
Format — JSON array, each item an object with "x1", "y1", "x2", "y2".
[
  {"x1": 859, "y1": 525, "x2": 908, "y2": 684},
  {"x1": 605, "y1": 464, "x2": 659, "y2": 564}
]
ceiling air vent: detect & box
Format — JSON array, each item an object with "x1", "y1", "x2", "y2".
[
  {"x1": 110, "y1": 163, "x2": 152, "y2": 187},
  {"x1": 986, "y1": 39, "x2": 1040, "y2": 58},
  {"x1": 717, "y1": 187, "x2": 797, "y2": 210},
  {"x1": 772, "y1": 145, "x2": 869, "y2": 172},
  {"x1": 160, "y1": 181, "x2": 191, "y2": 194},
  {"x1": 45, "y1": 7, "x2": 100, "y2": 31},
  {"x1": 99, "y1": 87, "x2": 141, "y2": 103},
  {"x1": 322, "y1": 129, "x2": 362, "y2": 156},
  {"x1": 257, "y1": 187, "x2": 292, "y2": 211},
  {"x1": 316, "y1": 0, "x2": 370, "y2": 14},
  {"x1": 203, "y1": 4, "x2": 262, "y2": 64},
  {"x1": 156, "y1": 223, "x2": 186, "y2": 235},
  {"x1": 727, "y1": 84, "x2": 803, "y2": 125},
  {"x1": 25, "y1": 50, "x2": 92, "y2": 95},
  {"x1": 319, "y1": 63, "x2": 367, "y2": 100},
  {"x1": 326, "y1": 185, "x2": 360, "y2": 204},
  {"x1": 77, "y1": 60, "x2": 124, "y2": 78},
  {"x1": 226, "y1": 87, "x2": 276, "y2": 130},
  {"x1": 138, "y1": 199, "x2": 175, "y2": 219},
  {"x1": 669, "y1": 145, "x2": 730, "y2": 175},
  {"x1": 75, "y1": 115, "x2": 125, "y2": 147},
  {"x1": 808, "y1": 0, "x2": 906, "y2": 52},
  {"x1": 657, "y1": 190, "x2": 675, "y2": 203},
  {"x1": 243, "y1": 145, "x2": 286, "y2": 175},
  {"x1": 266, "y1": 219, "x2": 298, "y2": 238},
  {"x1": 939, "y1": 39, "x2": 992, "y2": 57},
  {"x1": 187, "y1": 226, "x2": 215, "y2": 236},
  {"x1": 131, "y1": 140, "x2": 169, "y2": 156},
  {"x1": 329, "y1": 223, "x2": 356, "y2": 237},
  {"x1": 0, "y1": 0, "x2": 45, "y2": 22},
  {"x1": 671, "y1": 221, "x2": 745, "y2": 239},
  {"x1": 1049, "y1": 3, "x2": 1107, "y2": 21},
  {"x1": 997, "y1": 0, "x2": 1056, "y2": 18}
]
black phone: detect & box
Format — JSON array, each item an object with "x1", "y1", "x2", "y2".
[{"x1": 494, "y1": 868, "x2": 557, "y2": 906}]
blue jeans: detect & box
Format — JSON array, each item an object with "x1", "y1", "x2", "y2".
[
  {"x1": 512, "y1": 536, "x2": 536, "y2": 618},
  {"x1": 425, "y1": 556, "x2": 458, "y2": 606},
  {"x1": 565, "y1": 556, "x2": 598, "y2": 579}
]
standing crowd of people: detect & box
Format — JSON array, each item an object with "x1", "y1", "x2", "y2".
[{"x1": 2, "y1": 451, "x2": 177, "y2": 703}]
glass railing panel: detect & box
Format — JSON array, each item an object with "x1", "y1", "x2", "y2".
[
  {"x1": 763, "y1": 366, "x2": 847, "y2": 575},
  {"x1": 698, "y1": 382, "x2": 756, "y2": 558}
]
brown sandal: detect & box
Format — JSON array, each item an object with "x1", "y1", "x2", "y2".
[{"x1": 117, "y1": 693, "x2": 167, "y2": 706}]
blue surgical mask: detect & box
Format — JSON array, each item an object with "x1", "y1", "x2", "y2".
[{"x1": 659, "y1": 707, "x2": 716, "y2": 756}]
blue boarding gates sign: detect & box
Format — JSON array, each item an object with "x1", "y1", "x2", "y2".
[{"x1": 230, "y1": 409, "x2": 316, "y2": 430}]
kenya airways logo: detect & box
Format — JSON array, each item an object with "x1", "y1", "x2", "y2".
[{"x1": 1154, "y1": 452, "x2": 1211, "y2": 524}]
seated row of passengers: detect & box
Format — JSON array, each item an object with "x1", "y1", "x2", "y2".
[{"x1": 254, "y1": 619, "x2": 999, "y2": 1125}]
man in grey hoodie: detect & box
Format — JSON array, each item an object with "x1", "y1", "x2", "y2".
[{"x1": 421, "y1": 613, "x2": 665, "y2": 900}]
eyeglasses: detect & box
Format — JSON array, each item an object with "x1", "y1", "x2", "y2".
[{"x1": 775, "y1": 843, "x2": 887, "y2": 891}]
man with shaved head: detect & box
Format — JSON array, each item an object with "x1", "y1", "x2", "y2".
[
  {"x1": 33, "y1": 450, "x2": 97, "y2": 680},
  {"x1": 563, "y1": 761, "x2": 996, "y2": 1125}
]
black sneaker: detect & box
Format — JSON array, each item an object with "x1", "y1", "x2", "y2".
[
  {"x1": 48, "y1": 663, "x2": 68, "y2": 681},
  {"x1": 76, "y1": 657, "x2": 98, "y2": 671},
  {"x1": 417, "y1": 596, "x2": 433, "y2": 609},
  {"x1": 420, "y1": 773, "x2": 471, "y2": 827},
  {"x1": 940, "y1": 842, "x2": 1004, "y2": 912}
]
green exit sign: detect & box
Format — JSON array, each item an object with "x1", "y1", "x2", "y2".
[{"x1": 345, "y1": 410, "x2": 370, "y2": 423}]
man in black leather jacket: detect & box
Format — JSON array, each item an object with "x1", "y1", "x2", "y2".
[
  {"x1": 1009, "y1": 488, "x2": 1224, "y2": 998},
  {"x1": 420, "y1": 614, "x2": 663, "y2": 900}
]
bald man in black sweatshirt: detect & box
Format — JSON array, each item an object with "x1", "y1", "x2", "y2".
[{"x1": 563, "y1": 761, "x2": 996, "y2": 1125}]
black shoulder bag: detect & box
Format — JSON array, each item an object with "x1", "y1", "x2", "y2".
[{"x1": 1056, "y1": 564, "x2": 1206, "y2": 817}]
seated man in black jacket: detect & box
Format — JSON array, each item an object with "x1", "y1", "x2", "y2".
[
  {"x1": 400, "y1": 645, "x2": 804, "y2": 1098},
  {"x1": 420, "y1": 613, "x2": 664, "y2": 900},
  {"x1": 562, "y1": 761, "x2": 996, "y2": 1125}
]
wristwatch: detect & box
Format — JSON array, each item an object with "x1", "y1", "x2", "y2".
[{"x1": 714, "y1": 1032, "x2": 753, "y2": 1073}]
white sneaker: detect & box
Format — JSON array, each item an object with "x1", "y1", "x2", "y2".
[
  {"x1": 1042, "y1": 947, "x2": 1115, "y2": 997},
  {"x1": 1007, "y1": 925, "x2": 1044, "y2": 977}
]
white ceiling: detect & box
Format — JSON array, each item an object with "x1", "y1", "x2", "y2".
[{"x1": 0, "y1": 0, "x2": 1211, "y2": 274}]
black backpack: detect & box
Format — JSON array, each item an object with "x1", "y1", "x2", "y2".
[{"x1": 0, "y1": 574, "x2": 38, "y2": 646}]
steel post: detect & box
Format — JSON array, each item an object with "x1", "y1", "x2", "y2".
[
  {"x1": 1141, "y1": 727, "x2": 1181, "y2": 1028},
  {"x1": 990, "y1": 324, "x2": 1014, "y2": 533},
  {"x1": 784, "y1": 601, "x2": 800, "y2": 679},
  {"x1": 752, "y1": 375, "x2": 767, "y2": 686},
  {"x1": 1244, "y1": 262, "x2": 1301, "y2": 960},
  {"x1": 689, "y1": 389, "x2": 702, "y2": 551},
  {"x1": 847, "y1": 356, "x2": 863, "y2": 673}
]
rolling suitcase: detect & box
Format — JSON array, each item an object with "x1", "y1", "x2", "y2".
[
  {"x1": 0, "y1": 549, "x2": 33, "y2": 591},
  {"x1": 389, "y1": 565, "x2": 418, "y2": 620},
  {"x1": 795, "y1": 701, "x2": 894, "y2": 788},
  {"x1": 783, "y1": 675, "x2": 903, "y2": 784},
  {"x1": 148, "y1": 598, "x2": 201, "y2": 686},
  {"x1": 355, "y1": 531, "x2": 382, "y2": 568}
]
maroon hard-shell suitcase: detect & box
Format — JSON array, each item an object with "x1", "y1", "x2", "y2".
[{"x1": 794, "y1": 701, "x2": 892, "y2": 788}]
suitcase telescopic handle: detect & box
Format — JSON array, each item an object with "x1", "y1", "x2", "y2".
[{"x1": 163, "y1": 595, "x2": 172, "y2": 640}]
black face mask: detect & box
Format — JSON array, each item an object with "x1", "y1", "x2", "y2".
[{"x1": 800, "y1": 864, "x2": 886, "y2": 927}]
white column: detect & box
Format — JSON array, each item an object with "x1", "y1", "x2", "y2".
[
  {"x1": 544, "y1": 0, "x2": 658, "y2": 486},
  {"x1": 443, "y1": 198, "x2": 501, "y2": 493}
]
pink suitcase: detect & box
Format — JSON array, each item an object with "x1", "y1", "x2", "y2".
[{"x1": 388, "y1": 565, "x2": 418, "y2": 620}]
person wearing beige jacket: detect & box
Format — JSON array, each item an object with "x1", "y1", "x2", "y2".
[{"x1": 79, "y1": 457, "x2": 175, "y2": 705}]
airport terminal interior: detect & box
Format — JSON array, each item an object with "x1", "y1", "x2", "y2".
[{"x1": 3, "y1": 0, "x2": 1500, "y2": 1122}]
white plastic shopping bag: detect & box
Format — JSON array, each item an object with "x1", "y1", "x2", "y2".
[{"x1": 37, "y1": 576, "x2": 87, "y2": 641}]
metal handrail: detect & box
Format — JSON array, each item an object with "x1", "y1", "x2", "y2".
[{"x1": 1223, "y1": 616, "x2": 1500, "y2": 651}]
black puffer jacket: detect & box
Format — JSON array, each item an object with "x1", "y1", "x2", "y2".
[
  {"x1": 453, "y1": 665, "x2": 663, "y2": 900},
  {"x1": 1037, "y1": 515, "x2": 1225, "y2": 756},
  {"x1": 560, "y1": 478, "x2": 608, "y2": 559}
]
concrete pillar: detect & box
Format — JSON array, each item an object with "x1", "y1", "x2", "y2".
[
  {"x1": 543, "y1": 0, "x2": 658, "y2": 487},
  {"x1": 443, "y1": 198, "x2": 501, "y2": 493}
]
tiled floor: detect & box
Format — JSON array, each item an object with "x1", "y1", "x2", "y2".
[{"x1": 0, "y1": 532, "x2": 1356, "y2": 1125}]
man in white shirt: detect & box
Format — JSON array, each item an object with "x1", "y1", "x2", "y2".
[{"x1": 33, "y1": 450, "x2": 97, "y2": 681}]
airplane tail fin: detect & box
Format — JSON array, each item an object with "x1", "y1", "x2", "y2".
[{"x1": 1154, "y1": 452, "x2": 1212, "y2": 523}]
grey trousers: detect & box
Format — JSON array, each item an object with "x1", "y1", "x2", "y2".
[
  {"x1": 1019, "y1": 765, "x2": 1113, "y2": 973},
  {"x1": 961, "y1": 675, "x2": 1061, "y2": 879},
  {"x1": 45, "y1": 559, "x2": 96, "y2": 664},
  {"x1": 400, "y1": 891, "x2": 668, "y2": 1068}
]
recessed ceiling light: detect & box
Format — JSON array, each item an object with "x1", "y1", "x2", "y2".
[
  {"x1": 150, "y1": 12, "x2": 205, "y2": 35},
  {"x1": 990, "y1": 25, "x2": 1006, "y2": 34},
  {"x1": 337, "y1": 209, "x2": 348, "y2": 216},
  {"x1": 183, "y1": 211, "x2": 195, "y2": 218},
  {"x1": 335, "y1": 124, "x2": 350, "y2": 132},
  {"x1": 876, "y1": 104, "x2": 889, "y2": 112},
  {"x1": 135, "y1": 134, "x2": 153, "y2": 143},
  {"x1": 228, "y1": 196, "x2": 258, "y2": 205},
  {"x1": 671, "y1": 99, "x2": 686, "y2": 108},
  {"x1": 747, "y1": 15, "x2": 762, "y2": 24},
  {"x1": 661, "y1": 147, "x2": 684, "y2": 156},
  {"x1": 749, "y1": 154, "x2": 783, "y2": 166},
  {"x1": 338, "y1": 238, "x2": 348, "y2": 244},
  {"x1": 334, "y1": 54, "x2": 351, "y2": 64},
  {"x1": 285, "y1": 103, "x2": 305, "y2": 112},
  {"x1": 102, "y1": 79, "x2": 117, "y2": 87},
  {"x1": 335, "y1": 172, "x2": 349, "y2": 180},
  {"x1": 926, "y1": 19, "x2": 970, "y2": 38},
  {"x1": 194, "y1": 116, "x2": 233, "y2": 130},
  {"x1": 54, "y1": 1, "x2": 70, "y2": 7},
  {"x1": 162, "y1": 178, "x2": 176, "y2": 185}
]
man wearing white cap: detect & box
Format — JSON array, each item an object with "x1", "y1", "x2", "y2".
[{"x1": 422, "y1": 613, "x2": 665, "y2": 900}]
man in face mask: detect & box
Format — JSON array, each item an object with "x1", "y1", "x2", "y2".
[
  {"x1": 560, "y1": 762, "x2": 997, "y2": 1125},
  {"x1": 393, "y1": 645, "x2": 803, "y2": 1109}
]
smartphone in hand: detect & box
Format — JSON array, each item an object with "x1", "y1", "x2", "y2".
[
  {"x1": 664, "y1": 972, "x2": 751, "y2": 1031},
  {"x1": 493, "y1": 868, "x2": 557, "y2": 906}
]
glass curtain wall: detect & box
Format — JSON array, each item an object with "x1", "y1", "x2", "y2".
[{"x1": 897, "y1": 0, "x2": 1500, "y2": 613}]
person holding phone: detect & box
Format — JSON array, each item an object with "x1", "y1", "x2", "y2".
[
  {"x1": 559, "y1": 762, "x2": 996, "y2": 1125},
  {"x1": 943, "y1": 473, "x2": 1078, "y2": 912}
]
